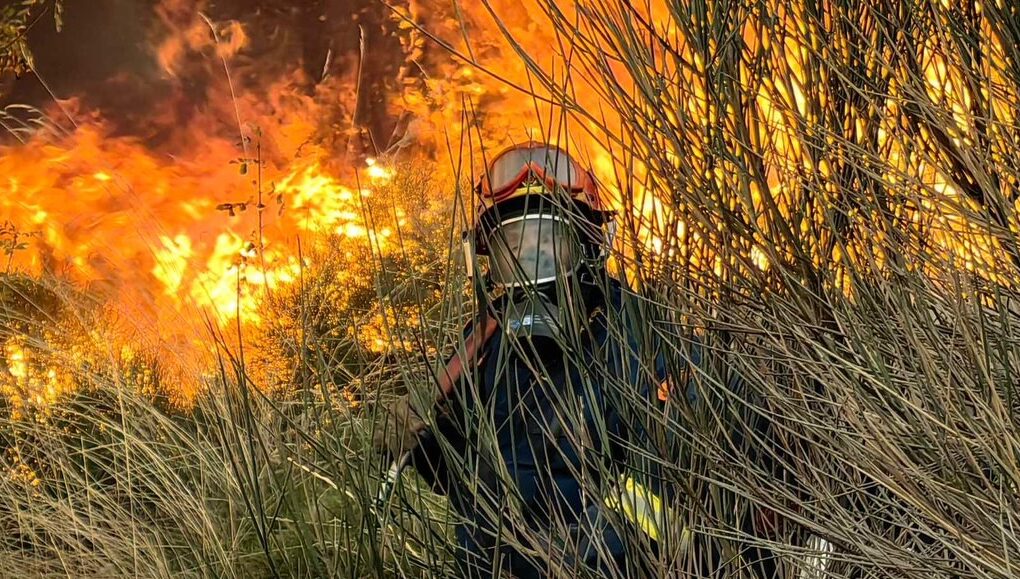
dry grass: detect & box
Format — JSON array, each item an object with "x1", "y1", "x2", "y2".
[{"x1": 3, "y1": 0, "x2": 1020, "y2": 577}]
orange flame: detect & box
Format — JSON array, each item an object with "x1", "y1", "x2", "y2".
[{"x1": 2, "y1": 0, "x2": 1014, "y2": 401}]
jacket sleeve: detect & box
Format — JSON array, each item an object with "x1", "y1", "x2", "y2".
[
  {"x1": 408, "y1": 319, "x2": 480, "y2": 495},
  {"x1": 410, "y1": 413, "x2": 463, "y2": 496}
]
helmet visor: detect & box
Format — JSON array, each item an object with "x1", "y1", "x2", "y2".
[
  {"x1": 483, "y1": 213, "x2": 582, "y2": 288},
  {"x1": 483, "y1": 146, "x2": 587, "y2": 200}
]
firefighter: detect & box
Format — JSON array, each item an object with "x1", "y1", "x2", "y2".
[{"x1": 373, "y1": 142, "x2": 670, "y2": 577}]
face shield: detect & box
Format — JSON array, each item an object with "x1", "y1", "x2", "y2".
[
  {"x1": 468, "y1": 193, "x2": 610, "y2": 345},
  {"x1": 484, "y1": 213, "x2": 583, "y2": 289}
]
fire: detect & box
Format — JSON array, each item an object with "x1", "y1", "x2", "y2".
[
  {"x1": 152, "y1": 234, "x2": 193, "y2": 297},
  {"x1": 1, "y1": 0, "x2": 1016, "y2": 402},
  {"x1": 1, "y1": 337, "x2": 68, "y2": 419},
  {"x1": 0, "y1": 106, "x2": 415, "y2": 395}
]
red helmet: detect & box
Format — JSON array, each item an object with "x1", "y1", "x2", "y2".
[{"x1": 472, "y1": 142, "x2": 613, "y2": 256}]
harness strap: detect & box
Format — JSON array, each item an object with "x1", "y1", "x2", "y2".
[{"x1": 435, "y1": 315, "x2": 499, "y2": 402}]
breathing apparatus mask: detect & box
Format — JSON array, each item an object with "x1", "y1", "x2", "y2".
[{"x1": 464, "y1": 143, "x2": 616, "y2": 349}]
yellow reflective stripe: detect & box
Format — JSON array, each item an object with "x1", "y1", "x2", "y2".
[
  {"x1": 516, "y1": 184, "x2": 548, "y2": 195},
  {"x1": 604, "y1": 475, "x2": 664, "y2": 541}
]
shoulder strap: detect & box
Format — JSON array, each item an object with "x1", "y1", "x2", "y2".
[{"x1": 434, "y1": 316, "x2": 499, "y2": 403}]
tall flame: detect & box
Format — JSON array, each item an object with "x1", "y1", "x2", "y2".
[{"x1": 1, "y1": 0, "x2": 1014, "y2": 400}]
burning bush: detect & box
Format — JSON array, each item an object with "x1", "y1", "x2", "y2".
[{"x1": 247, "y1": 161, "x2": 462, "y2": 398}]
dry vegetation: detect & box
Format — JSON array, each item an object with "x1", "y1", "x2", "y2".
[{"x1": 2, "y1": 0, "x2": 1020, "y2": 577}]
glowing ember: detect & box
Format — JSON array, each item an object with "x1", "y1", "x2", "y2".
[{"x1": 1, "y1": 338, "x2": 68, "y2": 419}]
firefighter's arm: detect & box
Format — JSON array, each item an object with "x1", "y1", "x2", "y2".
[
  {"x1": 373, "y1": 317, "x2": 498, "y2": 458},
  {"x1": 373, "y1": 340, "x2": 473, "y2": 459},
  {"x1": 372, "y1": 394, "x2": 429, "y2": 458}
]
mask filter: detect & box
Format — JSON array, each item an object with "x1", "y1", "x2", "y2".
[{"x1": 500, "y1": 290, "x2": 564, "y2": 345}]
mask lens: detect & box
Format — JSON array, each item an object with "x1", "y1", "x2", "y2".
[
  {"x1": 532, "y1": 146, "x2": 581, "y2": 191},
  {"x1": 484, "y1": 148, "x2": 533, "y2": 197},
  {"x1": 484, "y1": 214, "x2": 581, "y2": 287}
]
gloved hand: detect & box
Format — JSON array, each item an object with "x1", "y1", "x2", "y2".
[{"x1": 372, "y1": 394, "x2": 428, "y2": 458}]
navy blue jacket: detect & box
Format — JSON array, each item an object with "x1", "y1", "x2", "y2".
[{"x1": 411, "y1": 279, "x2": 671, "y2": 543}]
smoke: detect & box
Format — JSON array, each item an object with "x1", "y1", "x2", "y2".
[{"x1": 3, "y1": 0, "x2": 427, "y2": 152}]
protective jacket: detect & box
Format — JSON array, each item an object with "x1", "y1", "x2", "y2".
[{"x1": 411, "y1": 278, "x2": 675, "y2": 577}]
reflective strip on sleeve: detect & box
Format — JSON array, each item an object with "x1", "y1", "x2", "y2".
[{"x1": 604, "y1": 475, "x2": 664, "y2": 541}]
